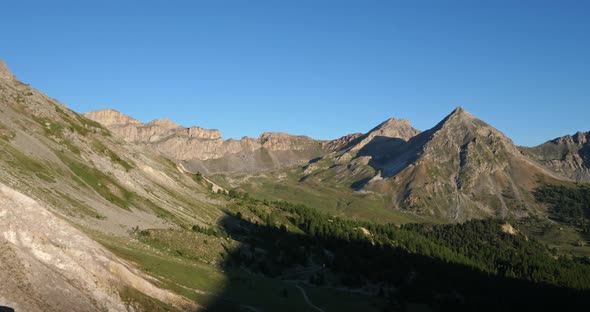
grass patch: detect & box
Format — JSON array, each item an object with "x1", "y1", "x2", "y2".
[
  {"x1": 62, "y1": 139, "x2": 81, "y2": 155},
  {"x1": 1, "y1": 142, "x2": 55, "y2": 178},
  {"x1": 0, "y1": 121, "x2": 15, "y2": 141},
  {"x1": 62, "y1": 155, "x2": 134, "y2": 210},
  {"x1": 92, "y1": 140, "x2": 134, "y2": 171},
  {"x1": 55, "y1": 191, "x2": 105, "y2": 219},
  {"x1": 234, "y1": 170, "x2": 429, "y2": 224},
  {"x1": 517, "y1": 218, "x2": 590, "y2": 257},
  {"x1": 97, "y1": 230, "x2": 379, "y2": 312},
  {"x1": 35, "y1": 172, "x2": 56, "y2": 183},
  {"x1": 32, "y1": 115, "x2": 65, "y2": 138},
  {"x1": 119, "y1": 287, "x2": 182, "y2": 312}
]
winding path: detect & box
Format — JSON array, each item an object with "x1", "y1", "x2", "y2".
[{"x1": 295, "y1": 284, "x2": 326, "y2": 312}]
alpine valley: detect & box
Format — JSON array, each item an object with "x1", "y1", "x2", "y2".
[{"x1": 1, "y1": 58, "x2": 590, "y2": 311}]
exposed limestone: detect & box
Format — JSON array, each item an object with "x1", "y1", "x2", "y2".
[
  {"x1": 523, "y1": 131, "x2": 590, "y2": 182},
  {"x1": 501, "y1": 223, "x2": 518, "y2": 235},
  {"x1": 0, "y1": 59, "x2": 16, "y2": 81},
  {"x1": 188, "y1": 126, "x2": 222, "y2": 139},
  {"x1": 85, "y1": 109, "x2": 325, "y2": 174},
  {"x1": 348, "y1": 118, "x2": 420, "y2": 152},
  {"x1": 83, "y1": 109, "x2": 142, "y2": 126},
  {"x1": 0, "y1": 184, "x2": 197, "y2": 312},
  {"x1": 325, "y1": 133, "x2": 363, "y2": 151}
]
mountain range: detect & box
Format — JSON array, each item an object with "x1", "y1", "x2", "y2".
[
  {"x1": 85, "y1": 104, "x2": 588, "y2": 221},
  {"x1": 1, "y1": 58, "x2": 590, "y2": 311}
]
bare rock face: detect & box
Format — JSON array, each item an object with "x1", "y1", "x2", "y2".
[
  {"x1": 523, "y1": 131, "x2": 590, "y2": 182},
  {"x1": 314, "y1": 116, "x2": 421, "y2": 170},
  {"x1": 365, "y1": 118, "x2": 417, "y2": 146},
  {"x1": 84, "y1": 109, "x2": 142, "y2": 126},
  {"x1": 0, "y1": 59, "x2": 16, "y2": 81},
  {"x1": 188, "y1": 126, "x2": 222, "y2": 139},
  {"x1": 348, "y1": 118, "x2": 420, "y2": 153},
  {"x1": 365, "y1": 107, "x2": 557, "y2": 220},
  {"x1": 84, "y1": 109, "x2": 324, "y2": 174},
  {"x1": 260, "y1": 132, "x2": 318, "y2": 151},
  {"x1": 325, "y1": 133, "x2": 364, "y2": 151},
  {"x1": 0, "y1": 184, "x2": 195, "y2": 312}
]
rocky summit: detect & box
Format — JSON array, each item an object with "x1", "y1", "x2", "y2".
[{"x1": 0, "y1": 59, "x2": 16, "y2": 81}]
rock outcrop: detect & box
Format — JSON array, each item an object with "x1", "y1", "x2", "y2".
[
  {"x1": 84, "y1": 109, "x2": 326, "y2": 174},
  {"x1": 301, "y1": 107, "x2": 561, "y2": 221},
  {"x1": 83, "y1": 109, "x2": 142, "y2": 126},
  {"x1": 0, "y1": 59, "x2": 16, "y2": 81},
  {"x1": 348, "y1": 118, "x2": 420, "y2": 152},
  {"x1": 523, "y1": 131, "x2": 590, "y2": 182},
  {"x1": 0, "y1": 185, "x2": 195, "y2": 312}
]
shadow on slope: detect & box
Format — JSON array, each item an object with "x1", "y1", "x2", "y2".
[{"x1": 200, "y1": 212, "x2": 590, "y2": 312}]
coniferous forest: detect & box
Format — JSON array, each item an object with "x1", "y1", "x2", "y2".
[{"x1": 209, "y1": 185, "x2": 590, "y2": 310}]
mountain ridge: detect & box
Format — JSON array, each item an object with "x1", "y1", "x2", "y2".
[
  {"x1": 522, "y1": 130, "x2": 590, "y2": 182},
  {"x1": 87, "y1": 105, "x2": 584, "y2": 220},
  {"x1": 84, "y1": 108, "x2": 327, "y2": 174},
  {"x1": 2, "y1": 56, "x2": 590, "y2": 311}
]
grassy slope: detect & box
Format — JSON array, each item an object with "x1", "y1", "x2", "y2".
[
  {"x1": 516, "y1": 180, "x2": 590, "y2": 257},
  {"x1": 517, "y1": 218, "x2": 590, "y2": 257},
  {"x1": 213, "y1": 167, "x2": 435, "y2": 225},
  {"x1": 95, "y1": 232, "x2": 384, "y2": 312}
]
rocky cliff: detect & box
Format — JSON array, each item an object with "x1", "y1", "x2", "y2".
[
  {"x1": 84, "y1": 109, "x2": 326, "y2": 174},
  {"x1": 522, "y1": 131, "x2": 590, "y2": 182},
  {"x1": 0, "y1": 59, "x2": 16, "y2": 81}
]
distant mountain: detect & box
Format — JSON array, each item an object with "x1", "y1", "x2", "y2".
[
  {"x1": 331, "y1": 117, "x2": 420, "y2": 162},
  {"x1": 89, "y1": 103, "x2": 585, "y2": 221},
  {"x1": 303, "y1": 108, "x2": 562, "y2": 220},
  {"x1": 85, "y1": 109, "x2": 328, "y2": 175},
  {"x1": 521, "y1": 131, "x2": 590, "y2": 183}
]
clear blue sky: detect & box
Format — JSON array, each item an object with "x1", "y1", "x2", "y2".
[{"x1": 1, "y1": 0, "x2": 588, "y2": 146}]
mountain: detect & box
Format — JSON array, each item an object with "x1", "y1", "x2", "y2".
[
  {"x1": 84, "y1": 109, "x2": 328, "y2": 175},
  {"x1": 2, "y1": 58, "x2": 590, "y2": 311},
  {"x1": 0, "y1": 59, "x2": 223, "y2": 311},
  {"x1": 1, "y1": 59, "x2": 386, "y2": 311},
  {"x1": 332, "y1": 117, "x2": 420, "y2": 161},
  {"x1": 300, "y1": 107, "x2": 562, "y2": 220},
  {"x1": 521, "y1": 131, "x2": 590, "y2": 183}
]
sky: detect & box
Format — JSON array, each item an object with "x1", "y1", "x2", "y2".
[{"x1": 1, "y1": 0, "x2": 589, "y2": 146}]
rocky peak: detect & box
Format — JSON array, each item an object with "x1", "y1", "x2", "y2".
[
  {"x1": 436, "y1": 106, "x2": 477, "y2": 128},
  {"x1": 0, "y1": 59, "x2": 16, "y2": 81},
  {"x1": 346, "y1": 117, "x2": 420, "y2": 153},
  {"x1": 370, "y1": 118, "x2": 419, "y2": 141},
  {"x1": 83, "y1": 109, "x2": 142, "y2": 127},
  {"x1": 553, "y1": 131, "x2": 590, "y2": 145},
  {"x1": 423, "y1": 107, "x2": 519, "y2": 155},
  {"x1": 527, "y1": 131, "x2": 590, "y2": 182},
  {"x1": 325, "y1": 133, "x2": 364, "y2": 151},
  {"x1": 148, "y1": 118, "x2": 181, "y2": 130}
]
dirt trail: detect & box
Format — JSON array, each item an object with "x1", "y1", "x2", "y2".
[{"x1": 295, "y1": 284, "x2": 326, "y2": 312}]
